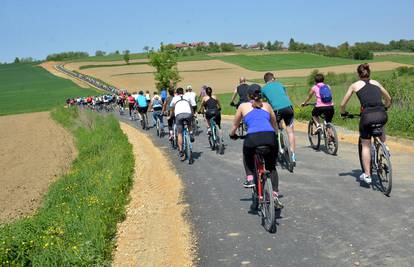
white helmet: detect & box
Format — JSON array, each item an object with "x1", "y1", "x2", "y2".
[{"x1": 186, "y1": 85, "x2": 192, "y2": 90}]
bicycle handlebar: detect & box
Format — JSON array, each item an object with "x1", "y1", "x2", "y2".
[{"x1": 340, "y1": 112, "x2": 361, "y2": 119}]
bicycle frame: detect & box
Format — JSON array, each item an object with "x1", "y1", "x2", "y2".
[{"x1": 254, "y1": 154, "x2": 265, "y2": 201}]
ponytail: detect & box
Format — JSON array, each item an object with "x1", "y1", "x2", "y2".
[
  {"x1": 357, "y1": 63, "x2": 371, "y2": 79},
  {"x1": 251, "y1": 95, "x2": 263, "y2": 108},
  {"x1": 206, "y1": 87, "x2": 213, "y2": 97}
]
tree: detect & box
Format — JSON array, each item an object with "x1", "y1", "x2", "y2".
[
  {"x1": 288, "y1": 38, "x2": 297, "y2": 51},
  {"x1": 95, "y1": 50, "x2": 106, "y2": 56},
  {"x1": 143, "y1": 46, "x2": 150, "y2": 52},
  {"x1": 115, "y1": 50, "x2": 120, "y2": 54},
  {"x1": 14, "y1": 57, "x2": 20, "y2": 63},
  {"x1": 258, "y1": 42, "x2": 265, "y2": 50},
  {"x1": 266, "y1": 41, "x2": 272, "y2": 50},
  {"x1": 123, "y1": 50, "x2": 130, "y2": 64},
  {"x1": 220, "y1": 42, "x2": 235, "y2": 52},
  {"x1": 148, "y1": 48, "x2": 181, "y2": 90}
]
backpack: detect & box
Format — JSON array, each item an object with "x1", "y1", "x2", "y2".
[
  {"x1": 319, "y1": 84, "x2": 332, "y2": 103},
  {"x1": 153, "y1": 97, "x2": 162, "y2": 108}
]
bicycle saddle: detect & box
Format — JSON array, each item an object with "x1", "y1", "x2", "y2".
[
  {"x1": 370, "y1": 124, "x2": 383, "y2": 137},
  {"x1": 255, "y1": 146, "x2": 271, "y2": 155}
]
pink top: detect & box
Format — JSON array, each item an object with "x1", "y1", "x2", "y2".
[{"x1": 311, "y1": 82, "x2": 334, "y2": 107}]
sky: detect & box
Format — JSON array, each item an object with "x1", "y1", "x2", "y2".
[{"x1": 0, "y1": 0, "x2": 413, "y2": 63}]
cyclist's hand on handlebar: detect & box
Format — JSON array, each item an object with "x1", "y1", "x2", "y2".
[
  {"x1": 229, "y1": 133, "x2": 238, "y2": 140},
  {"x1": 230, "y1": 102, "x2": 235, "y2": 107},
  {"x1": 340, "y1": 111, "x2": 349, "y2": 118},
  {"x1": 301, "y1": 102, "x2": 306, "y2": 107}
]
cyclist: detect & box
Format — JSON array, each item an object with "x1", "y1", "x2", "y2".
[
  {"x1": 261, "y1": 72, "x2": 296, "y2": 165},
  {"x1": 163, "y1": 88, "x2": 176, "y2": 140},
  {"x1": 199, "y1": 86, "x2": 222, "y2": 135},
  {"x1": 199, "y1": 85, "x2": 207, "y2": 99},
  {"x1": 230, "y1": 77, "x2": 249, "y2": 107},
  {"x1": 340, "y1": 63, "x2": 392, "y2": 184},
  {"x1": 136, "y1": 91, "x2": 149, "y2": 123},
  {"x1": 301, "y1": 73, "x2": 335, "y2": 132},
  {"x1": 184, "y1": 85, "x2": 197, "y2": 113},
  {"x1": 170, "y1": 87, "x2": 195, "y2": 160},
  {"x1": 127, "y1": 93, "x2": 136, "y2": 118},
  {"x1": 229, "y1": 84, "x2": 280, "y2": 198},
  {"x1": 149, "y1": 91, "x2": 164, "y2": 129}
]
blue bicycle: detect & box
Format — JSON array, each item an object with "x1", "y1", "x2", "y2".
[
  {"x1": 182, "y1": 120, "x2": 194, "y2": 164},
  {"x1": 208, "y1": 116, "x2": 224, "y2": 155}
]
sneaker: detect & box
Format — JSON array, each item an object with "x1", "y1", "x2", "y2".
[
  {"x1": 243, "y1": 180, "x2": 255, "y2": 188},
  {"x1": 207, "y1": 128, "x2": 211, "y2": 135},
  {"x1": 291, "y1": 153, "x2": 296, "y2": 166},
  {"x1": 190, "y1": 133, "x2": 195, "y2": 143},
  {"x1": 359, "y1": 173, "x2": 372, "y2": 184},
  {"x1": 315, "y1": 124, "x2": 322, "y2": 133},
  {"x1": 179, "y1": 151, "x2": 186, "y2": 161},
  {"x1": 273, "y1": 191, "x2": 284, "y2": 209}
]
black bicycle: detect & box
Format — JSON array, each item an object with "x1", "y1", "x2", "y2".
[
  {"x1": 304, "y1": 103, "x2": 339, "y2": 155},
  {"x1": 343, "y1": 113, "x2": 392, "y2": 196}
]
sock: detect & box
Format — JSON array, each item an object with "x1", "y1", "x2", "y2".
[{"x1": 247, "y1": 175, "x2": 254, "y2": 182}]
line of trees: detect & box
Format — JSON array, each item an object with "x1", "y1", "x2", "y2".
[
  {"x1": 288, "y1": 38, "x2": 414, "y2": 60},
  {"x1": 46, "y1": 51, "x2": 89, "y2": 61}
]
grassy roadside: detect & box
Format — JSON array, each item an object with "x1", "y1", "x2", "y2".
[{"x1": 0, "y1": 107, "x2": 134, "y2": 265}]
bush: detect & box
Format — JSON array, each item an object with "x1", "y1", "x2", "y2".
[
  {"x1": 0, "y1": 108, "x2": 134, "y2": 265},
  {"x1": 46, "y1": 52, "x2": 89, "y2": 61},
  {"x1": 307, "y1": 69, "x2": 319, "y2": 86}
]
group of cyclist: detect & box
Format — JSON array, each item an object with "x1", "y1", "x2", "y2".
[
  {"x1": 71, "y1": 62, "x2": 391, "y2": 205},
  {"x1": 228, "y1": 63, "x2": 391, "y2": 199}
]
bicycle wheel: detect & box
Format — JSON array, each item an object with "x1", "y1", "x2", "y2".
[
  {"x1": 281, "y1": 129, "x2": 294, "y2": 172},
  {"x1": 156, "y1": 118, "x2": 160, "y2": 137},
  {"x1": 185, "y1": 132, "x2": 193, "y2": 164},
  {"x1": 376, "y1": 142, "x2": 392, "y2": 196},
  {"x1": 262, "y1": 177, "x2": 276, "y2": 233},
  {"x1": 325, "y1": 123, "x2": 338, "y2": 155},
  {"x1": 308, "y1": 120, "x2": 321, "y2": 150}
]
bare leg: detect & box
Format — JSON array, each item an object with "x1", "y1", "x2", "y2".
[
  {"x1": 361, "y1": 139, "x2": 372, "y2": 176},
  {"x1": 286, "y1": 125, "x2": 296, "y2": 153},
  {"x1": 177, "y1": 133, "x2": 183, "y2": 152},
  {"x1": 312, "y1": 116, "x2": 320, "y2": 127}
]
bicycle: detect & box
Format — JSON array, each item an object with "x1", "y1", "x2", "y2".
[
  {"x1": 304, "y1": 103, "x2": 338, "y2": 155},
  {"x1": 207, "y1": 115, "x2": 224, "y2": 155},
  {"x1": 277, "y1": 126, "x2": 294, "y2": 172},
  {"x1": 231, "y1": 135, "x2": 283, "y2": 233},
  {"x1": 154, "y1": 111, "x2": 164, "y2": 138},
  {"x1": 138, "y1": 112, "x2": 149, "y2": 130},
  {"x1": 181, "y1": 120, "x2": 194, "y2": 164},
  {"x1": 343, "y1": 113, "x2": 392, "y2": 196},
  {"x1": 192, "y1": 114, "x2": 200, "y2": 136}
]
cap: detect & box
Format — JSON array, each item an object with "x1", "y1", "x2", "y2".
[{"x1": 186, "y1": 85, "x2": 192, "y2": 90}]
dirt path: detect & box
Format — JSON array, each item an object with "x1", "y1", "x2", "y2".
[
  {"x1": 112, "y1": 122, "x2": 194, "y2": 267},
  {"x1": 0, "y1": 112, "x2": 76, "y2": 223}
]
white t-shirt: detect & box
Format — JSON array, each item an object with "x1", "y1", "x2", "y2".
[
  {"x1": 184, "y1": 91, "x2": 197, "y2": 107},
  {"x1": 171, "y1": 95, "x2": 192, "y2": 115}
]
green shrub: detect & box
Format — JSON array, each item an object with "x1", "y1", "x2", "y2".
[{"x1": 0, "y1": 107, "x2": 134, "y2": 265}]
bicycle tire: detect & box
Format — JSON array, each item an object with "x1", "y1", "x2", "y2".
[
  {"x1": 185, "y1": 131, "x2": 193, "y2": 164},
  {"x1": 156, "y1": 118, "x2": 160, "y2": 137},
  {"x1": 325, "y1": 123, "x2": 338, "y2": 155},
  {"x1": 262, "y1": 177, "x2": 276, "y2": 233},
  {"x1": 376, "y1": 142, "x2": 392, "y2": 196},
  {"x1": 281, "y1": 129, "x2": 294, "y2": 172},
  {"x1": 308, "y1": 120, "x2": 321, "y2": 150}
]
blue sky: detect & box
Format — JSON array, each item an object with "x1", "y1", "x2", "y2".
[{"x1": 0, "y1": 0, "x2": 413, "y2": 62}]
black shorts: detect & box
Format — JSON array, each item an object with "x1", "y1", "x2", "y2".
[
  {"x1": 192, "y1": 105, "x2": 197, "y2": 114},
  {"x1": 176, "y1": 113, "x2": 192, "y2": 133},
  {"x1": 137, "y1": 106, "x2": 148, "y2": 113},
  {"x1": 205, "y1": 110, "x2": 221, "y2": 128},
  {"x1": 312, "y1": 106, "x2": 335, "y2": 123},
  {"x1": 274, "y1": 106, "x2": 294, "y2": 127},
  {"x1": 359, "y1": 110, "x2": 387, "y2": 139}
]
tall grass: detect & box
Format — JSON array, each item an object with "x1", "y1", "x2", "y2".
[{"x1": 0, "y1": 107, "x2": 134, "y2": 265}]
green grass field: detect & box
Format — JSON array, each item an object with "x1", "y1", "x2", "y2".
[
  {"x1": 0, "y1": 63, "x2": 98, "y2": 116},
  {"x1": 215, "y1": 53, "x2": 361, "y2": 71},
  {"x1": 0, "y1": 107, "x2": 134, "y2": 265},
  {"x1": 68, "y1": 52, "x2": 148, "y2": 62},
  {"x1": 373, "y1": 55, "x2": 414, "y2": 65}
]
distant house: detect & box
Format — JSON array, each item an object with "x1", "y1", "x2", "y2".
[
  {"x1": 173, "y1": 43, "x2": 189, "y2": 49},
  {"x1": 249, "y1": 44, "x2": 260, "y2": 50},
  {"x1": 190, "y1": 42, "x2": 207, "y2": 47}
]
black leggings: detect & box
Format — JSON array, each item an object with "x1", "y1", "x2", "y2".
[
  {"x1": 243, "y1": 132, "x2": 279, "y2": 191},
  {"x1": 128, "y1": 103, "x2": 135, "y2": 116}
]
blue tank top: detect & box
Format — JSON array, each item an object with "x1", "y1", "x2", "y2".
[{"x1": 244, "y1": 108, "x2": 275, "y2": 134}]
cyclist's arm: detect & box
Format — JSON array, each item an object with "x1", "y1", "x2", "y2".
[
  {"x1": 198, "y1": 98, "x2": 205, "y2": 113},
  {"x1": 340, "y1": 84, "x2": 355, "y2": 114},
  {"x1": 372, "y1": 80, "x2": 392, "y2": 108},
  {"x1": 230, "y1": 89, "x2": 238, "y2": 103},
  {"x1": 265, "y1": 102, "x2": 278, "y2": 131},
  {"x1": 230, "y1": 107, "x2": 243, "y2": 136},
  {"x1": 148, "y1": 100, "x2": 153, "y2": 110},
  {"x1": 302, "y1": 88, "x2": 314, "y2": 105}
]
